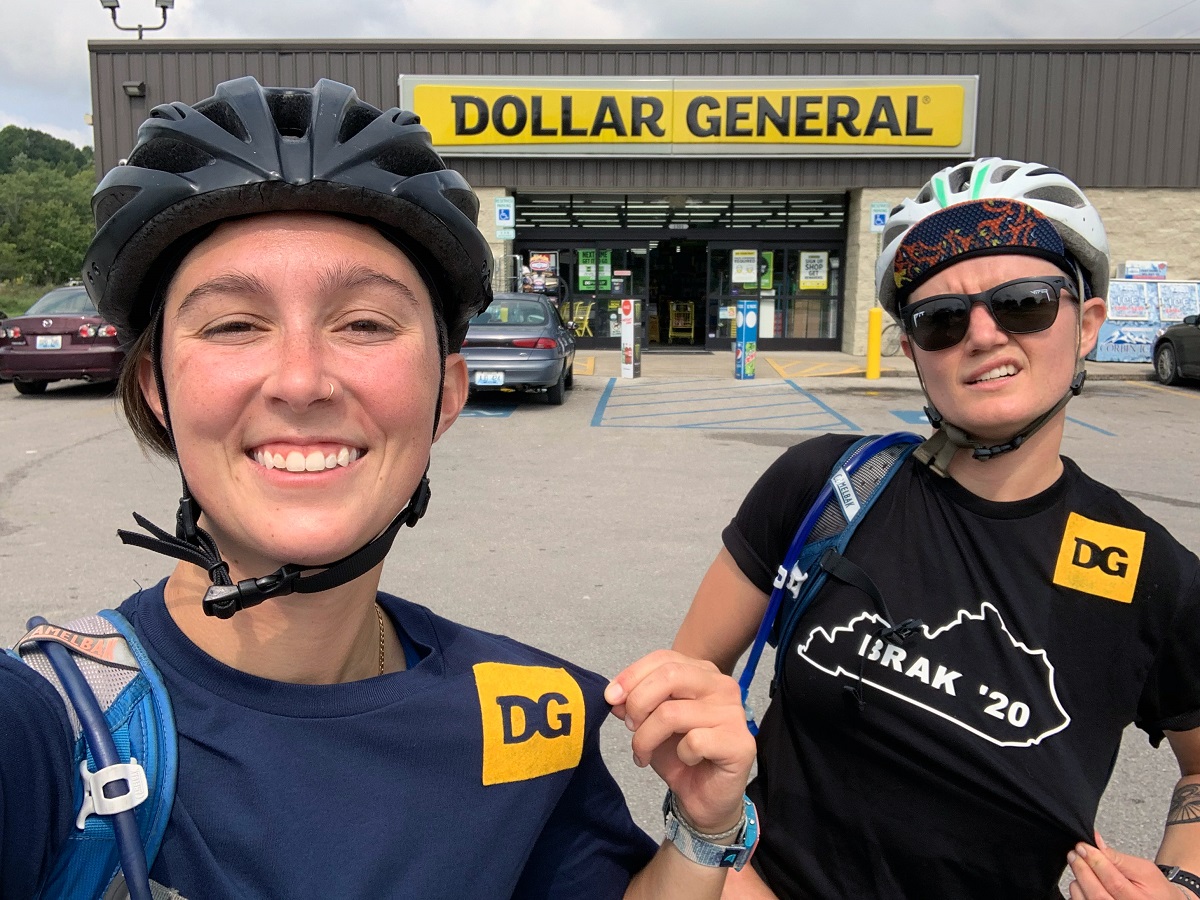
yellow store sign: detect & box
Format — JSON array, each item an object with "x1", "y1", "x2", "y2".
[{"x1": 399, "y1": 76, "x2": 977, "y2": 157}]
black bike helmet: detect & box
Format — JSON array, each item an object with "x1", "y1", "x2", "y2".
[{"x1": 84, "y1": 76, "x2": 493, "y2": 351}]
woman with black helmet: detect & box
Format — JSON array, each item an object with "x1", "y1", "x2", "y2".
[
  {"x1": 0, "y1": 77, "x2": 756, "y2": 900},
  {"x1": 673, "y1": 158, "x2": 1200, "y2": 898}
]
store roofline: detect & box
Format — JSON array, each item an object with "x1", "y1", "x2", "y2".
[{"x1": 88, "y1": 37, "x2": 1200, "y2": 53}]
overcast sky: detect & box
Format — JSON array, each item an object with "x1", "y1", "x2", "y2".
[{"x1": 4, "y1": 0, "x2": 1199, "y2": 148}]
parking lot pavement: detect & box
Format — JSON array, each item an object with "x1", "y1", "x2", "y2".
[{"x1": 3, "y1": 374, "x2": 1197, "y2": 857}]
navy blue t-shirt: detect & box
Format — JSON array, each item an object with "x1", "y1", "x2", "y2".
[{"x1": 0, "y1": 582, "x2": 656, "y2": 899}]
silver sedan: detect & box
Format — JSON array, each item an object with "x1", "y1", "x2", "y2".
[{"x1": 460, "y1": 293, "x2": 577, "y2": 405}]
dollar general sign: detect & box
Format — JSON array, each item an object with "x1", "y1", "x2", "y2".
[{"x1": 399, "y1": 76, "x2": 977, "y2": 157}]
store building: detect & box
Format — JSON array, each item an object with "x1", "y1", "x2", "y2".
[{"x1": 89, "y1": 39, "x2": 1200, "y2": 354}]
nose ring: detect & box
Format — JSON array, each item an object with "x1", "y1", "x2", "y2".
[{"x1": 326, "y1": 381, "x2": 335, "y2": 402}]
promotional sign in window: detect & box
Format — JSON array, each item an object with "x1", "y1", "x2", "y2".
[
  {"x1": 399, "y1": 75, "x2": 979, "y2": 157},
  {"x1": 529, "y1": 251, "x2": 557, "y2": 273},
  {"x1": 732, "y1": 249, "x2": 759, "y2": 284},
  {"x1": 800, "y1": 251, "x2": 829, "y2": 291},
  {"x1": 577, "y1": 249, "x2": 612, "y2": 291},
  {"x1": 759, "y1": 251, "x2": 775, "y2": 289}
]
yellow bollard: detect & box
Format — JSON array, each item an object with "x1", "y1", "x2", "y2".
[{"x1": 865, "y1": 306, "x2": 883, "y2": 380}]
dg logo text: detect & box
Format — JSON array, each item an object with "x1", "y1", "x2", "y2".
[{"x1": 474, "y1": 662, "x2": 585, "y2": 785}]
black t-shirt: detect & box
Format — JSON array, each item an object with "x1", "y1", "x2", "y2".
[{"x1": 723, "y1": 434, "x2": 1200, "y2": 900}]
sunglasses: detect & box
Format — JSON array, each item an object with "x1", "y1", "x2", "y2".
[{"x1": 899, "y1": 276, "x2": 1079, "y2": 352}]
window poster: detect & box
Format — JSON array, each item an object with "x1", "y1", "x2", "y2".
[
  {"x1": 577, "y1": 249, "x2": 612, "y2": 291},
  {"x1": 800, "y1": 251, "x2": 829, "y2": 291},
  {"x1": 732, "y1": 249, "x2": 758, "y2": 284},
  {"x1": 759, "y1": 251, "x2": 775, "y2": 289},
  {"x1": 529, "y1": 251, "x2": 557, "y2": 272}
]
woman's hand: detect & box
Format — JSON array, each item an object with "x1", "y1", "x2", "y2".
[
  {"x1": 1067, "y1": 832, "x2": 1183, "y2": 900},
  {"x1": 606, "y1": 649, "x2": 756, "y2": 834}
]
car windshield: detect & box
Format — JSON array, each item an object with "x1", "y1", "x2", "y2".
[
  {"x1": 26, "y1": 288, "x2": 97, "y2": 316},
  {"x1": 470, "y1": 298, "x2": 550, "y2": 327}
]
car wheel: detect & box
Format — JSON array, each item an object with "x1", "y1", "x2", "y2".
[
  {"x1": 546, "y1": 365, "x2": 566, "y2": 406},
  {"x1": 564, "y1": 356, "x2": 575, "y2": 389},
  {"x1": 13, "y1": 379, "x2": 47, "y2": 395},
  {"x1": 1155, "y1": 342, "x2": 1181, "y2": 385}
]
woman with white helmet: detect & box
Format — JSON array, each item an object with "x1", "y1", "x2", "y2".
[
  {"x1": 673, "y1": 157, "x2": 1200, "y2": 898},
  {"x1": 0, "y1": 77, "x2": 757, "y2": 900}
]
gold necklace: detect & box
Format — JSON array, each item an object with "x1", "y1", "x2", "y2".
[{"x1": 376, "y1": 603, "x2": 386, "y2": 675}]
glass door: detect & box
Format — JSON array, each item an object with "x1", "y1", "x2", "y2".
[
  {"x1": 523, "y1": 243, "x2": 648, "y2": 348},
  {"x1": 706, "y1": 243, "x2": 842, "y2": 349}
]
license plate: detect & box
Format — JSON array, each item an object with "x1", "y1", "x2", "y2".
[
  {"x1": 36, "y1": 335, "x2": 62, "y2": 350},
  {"x1": 475, "y1": 371, "x2": 504, "y2": 386}
]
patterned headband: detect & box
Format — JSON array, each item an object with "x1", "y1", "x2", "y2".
[{"x1": 893, "y1": 198, "x2": 1073, "y2": 298}]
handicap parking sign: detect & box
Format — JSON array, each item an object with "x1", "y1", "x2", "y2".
[
  {"x1": 495, "y1": 197, "x2": 516, "y2": 228},
  {"x1": 869, "y1": 201, "x2": 890, "y2": 234}
]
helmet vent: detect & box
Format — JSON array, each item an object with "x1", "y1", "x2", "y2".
[
  {"x1": 1024, "y1": 186, "x2": 1086, "y2": 208},
  {"x1": 1027, "y1": 166, "x2": 1065, "y2": 178},
  {"x1": 336, "y1": 104, "x2": 382, "y2": 145},
  {"x1": 266, "y1": 91, "x2": 313, "y2": 138},
  {"x1": 373, "y1": 144, "x2": 445, "y2": 178},
  {"x1": 915, "y1": 185, "x2": 933, "y2": 204},
  {"x1": 194, "y1": 99, "x2": 249, "y2": 142},
  {"x1": 947, "y1": 166, "x2": 972, "y2": 193},
  {"x1": 128, "y1": 138, "x2": 215, "y2": 175},
  {"x1": 93, "y1": 186, "x2": 141, "y2": 230},
  {"x1": 991, "y1": 164, "x2": 1020, "y2": 182}
]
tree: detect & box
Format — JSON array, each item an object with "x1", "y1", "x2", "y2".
[
  {"x1": 0, "y1": 126, "x2": 92, "y2": 176},
  {"x1": 0, "y1": 162, "x2": 95, "y2": 284}
]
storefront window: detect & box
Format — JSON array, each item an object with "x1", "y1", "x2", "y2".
[{"x1": 783, "y1": 251, "x2": 840, "y2": 339}]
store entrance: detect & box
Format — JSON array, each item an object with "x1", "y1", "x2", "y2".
[{"x1": 647, "y1": 239, "x2": 707, "y2": 350}]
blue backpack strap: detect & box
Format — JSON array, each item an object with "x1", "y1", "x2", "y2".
[
  {"x1": 10, "y1": 611, "x2": 177, "y2": 900},
  {"x1": 736, "y1": 432, "x2": 921, "y2": 734}
]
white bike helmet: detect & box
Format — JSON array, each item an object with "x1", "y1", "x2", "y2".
[{"x1": 876, "y1": 158, "x2": 1110, "y2": 319}]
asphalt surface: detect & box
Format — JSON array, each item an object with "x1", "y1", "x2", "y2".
[{"x1": 0, "y1": 361, "x2": 1195, "y2": 890}]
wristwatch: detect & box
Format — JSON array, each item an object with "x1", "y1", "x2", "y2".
[
  {"x1": 1159, "y1": 865, "x2": 1200, "y2": 897},
  {"x1": 662, "y1": 790, "x2": 759, "y2": 871}
]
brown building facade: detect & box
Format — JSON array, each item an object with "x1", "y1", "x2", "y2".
[{"x1": 89, "y1": 39, "x2": 1200, "y2": 353}]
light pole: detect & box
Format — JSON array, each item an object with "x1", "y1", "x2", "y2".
[{"x1": 98, "y1": 0, "x2": 174, "y2": 40}]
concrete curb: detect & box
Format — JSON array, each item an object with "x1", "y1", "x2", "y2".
[{"x1": 571, "y1": 350, "x2": 1157, "y2": 383}]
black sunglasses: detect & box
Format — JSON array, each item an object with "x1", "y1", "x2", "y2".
[{"x1": 899, "y1": 276, "x2": 1079, "y2": 352}]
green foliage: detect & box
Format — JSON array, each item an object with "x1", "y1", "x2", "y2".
[
  {"x1": 0, "y1": 282, "x2": 52, "y2": 318},
  {"x1": 0, "y1": 126, "x2": 92, "y2": 175},
  {"x1": 0, "y1": 126, "x2": 96, "y2": 286}
]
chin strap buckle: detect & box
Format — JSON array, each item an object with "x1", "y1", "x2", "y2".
[
  {"x1": 404, "y1": 476, "x2": 432, "y2": 527},
  {"x1": 202, "y1": 565, "x2": 302, "y2": 619}
]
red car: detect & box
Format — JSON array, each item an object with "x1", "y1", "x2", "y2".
[{"x1": 0, "y1": 286, "x2": 125, "y2": 394}]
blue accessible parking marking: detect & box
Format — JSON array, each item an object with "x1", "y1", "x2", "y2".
[
  {"x1": 460, "y1": 396, "x2": 520, "y2": 418},
  {"x1": 891, "y1": 410, "x2": 930, "y2": 425},
  {"x1": 459, "y1": 407, "x2": 516, "y2": 418},
  {"x1": 892, "y1": 409, "x2": 1114, "y2": 436},
  {"x1": 591, "y1": 378, "x2": 860, "y2": 431}
]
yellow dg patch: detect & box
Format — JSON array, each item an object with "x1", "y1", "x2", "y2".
[
  {"x1": 473, "y1": 662, "x2": 585, "y2": 786},
  {"x1": 1053, "y1": 512, "x2": 1146, "y2": 604}
]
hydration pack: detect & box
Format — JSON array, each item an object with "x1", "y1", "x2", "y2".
[
  {"x1": 737, "y1": 432, "x2": 922, "y2": 733},
  {"x1": 9, "y1": 611, "x2": 179, "y2": 900}
]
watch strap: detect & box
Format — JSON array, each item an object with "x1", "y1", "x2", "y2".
[
  {"x1": 1160, "y1": 865, "x2": 1200, "y2": 897},
  {"x1": 662, "y1": 791, "x2": 758, "y2": 871}
]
